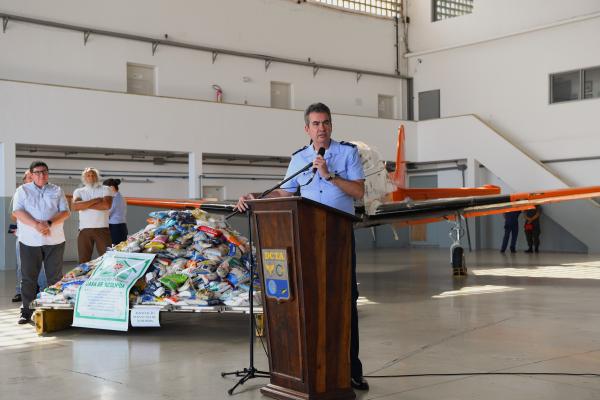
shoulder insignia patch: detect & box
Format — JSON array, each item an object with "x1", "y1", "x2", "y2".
[
  {"x1": 340, "y1": 141, "x2": 357, "y2": 148},
  {"x1": 292, "y1": 145, "x2": 308, "y2": 155}
]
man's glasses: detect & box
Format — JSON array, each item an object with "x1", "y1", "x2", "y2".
[{"x1": 31, "y1": 170, "x2": 49, "y2": 176}]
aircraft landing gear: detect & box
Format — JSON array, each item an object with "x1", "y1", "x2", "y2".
[{"x1": 449, "y1": 212, "x2": 467, "y2": 276}]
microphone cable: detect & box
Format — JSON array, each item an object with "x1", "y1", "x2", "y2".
[
  {"x1": 366, "y1": 372, "x2": 600, "y2": 378},
  {"x1": 279, "y1": 172, "x2": 317, "y2": 193}
]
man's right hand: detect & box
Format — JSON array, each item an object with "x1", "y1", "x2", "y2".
[
  {"x1": 35, "y1": 221, "x2": 51, "y2": 236},
  {"x1": 236, "y1": 193, "x2": 256, "y2": 212}
]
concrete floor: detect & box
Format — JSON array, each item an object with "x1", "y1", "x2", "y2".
[{"x1": 1, "y1": 248, "x2": 600, "y2": 399}]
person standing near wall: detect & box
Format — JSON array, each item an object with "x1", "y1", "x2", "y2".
[
  {"x1": 103, "y1": 178, "x2": 128, "y2": 245},
  {"x1": 12, "y1": 161, "x2": 70, "y2": 324},
  {"x1": 11, "y1": 170, "x2": 48, "y2": 303},
  {"x1": 500, "y1": 210, "x2": 521, "y2": 253},
  {"x1": 524, "y1": 205, "x2": 542, "y2": 253},
  {"x1": 72, "y1": 168, "x2": 113, "y2": 263}
]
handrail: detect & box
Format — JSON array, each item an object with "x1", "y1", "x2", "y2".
[
  {"x1": 470, "y1": 115, "x2": 600, "y2": 209},
  {"x1": 0, "y1": 12, "x2": 407, "y2": 81},
  {"x1": 541, "y1": 155, "x2": 600, "y2": 164}
]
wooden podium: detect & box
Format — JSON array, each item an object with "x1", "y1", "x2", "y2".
[{"x1": 248, "y1": 197, "x2": 357, "y2": 400}]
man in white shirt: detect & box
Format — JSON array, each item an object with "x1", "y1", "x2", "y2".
[
  {"x1": 11, "y1": 170, "x2": 48, "y2": 303},
  {"x1": 12, "y1": 161, "x2": 70, "y2": 324},
  {"x1": 72, "y1": 167, "x2": 113, "y2": 263}
]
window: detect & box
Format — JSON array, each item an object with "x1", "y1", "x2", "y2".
[
  {"x1": 418, "y1": 90, "x2": 440, "y2": 120},
  {"x1": 270, "y1": 81, "x2": 292, "y2": 109},
  {"x1": 583, "y1": 66, "x2": 600, "y2": 99},
  {"x1": 127, "y1": 63, "x2": 156, "y2": 96},
  {"x1": 308, "y1": 0, "x2": 402, "y2": 18},
  {"x1": 378, "y1": 95, "x2": 396, "y2": 119},
  {"x1": 433, "y1": 0, "x2": 473, "y2": 21},
  {"x1": 551, "y1": 70, "x2": 580, "y2": 103},
  {"x1": 550, "y1": 66, "x2": 600, "y2": 104}
]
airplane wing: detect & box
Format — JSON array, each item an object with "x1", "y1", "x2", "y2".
[
  {"x1": 122, "y1": 186, "x2": 600, "y2": 227},
  {"x1": 356, "y1": 186, "x2": 600, "y2": 228},
  {"x1": 120, "y1": 187, "x2": 600, "y2": 276}
]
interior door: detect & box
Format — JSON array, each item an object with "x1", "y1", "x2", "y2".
[{"x1": 418, "y1": 89, "x2": 440, "y2": 120}]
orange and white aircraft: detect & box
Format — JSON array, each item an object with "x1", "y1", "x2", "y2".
[
  {"x1": 122, "y1": 126, "x2": 600, "y2": 275},
  {"x1": 387, "y1": 125, "x2": 501, "y2": 202}
]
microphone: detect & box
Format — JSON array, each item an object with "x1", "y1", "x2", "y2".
[{"x1": 312, "y1": 147, "x2": 326, "y2": 174}]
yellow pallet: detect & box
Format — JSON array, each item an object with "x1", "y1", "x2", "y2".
[
  {"x1": 32, "y1": 307, "x2": 264, "y2": 336},
  {"x1": 33, "y1": 309, "x2": 73, "y2": 335},
  {"x1": 255, "y1": 313, "x2": 264, "y2": 337}
]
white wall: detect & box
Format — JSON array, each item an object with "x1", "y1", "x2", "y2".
[
  {"x1": 407, "y1": 4, "x2": 600, "y2": 190},
  {"x1": 407, "y1": 0, "x2": 600, "y2": 53},
  {"x1": 0, "y1": 0, "x2": 404, "y2": 118},
  {"x1": 0, "y1": 79, "x2": 411, "y2": 196},
  {"x1": 476, "y1": 166, "x2": 587, "y2": 253},
  {"x1": 417, "y1": 115, "x2": 600, "y2": 252},
  {"x1": 15, "y1": 156, "x2": 290, "y2": 202},
  {"x1": 0, "y1": 78, "x2": 412, "y2": 270},
  {"x1": 15, "y1": 156, "x2": 190, "y2": 198}
]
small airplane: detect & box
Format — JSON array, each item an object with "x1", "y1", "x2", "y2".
[
  {"x1": 121, "y1": 126, "x2": 600, "y2": 276},
  {"x1": 383, "y1": 125, "x2": 501, "y2": 203}
]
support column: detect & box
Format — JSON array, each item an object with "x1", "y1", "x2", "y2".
[
  {"x1": 465, "y1": 157, "x2": 480, "y2": 250},
  {"x1": 188, "y1": 151, "x2": 203, "y2": 199},
  {"x1": 0, "y1": 141, "x2": 17, "y2": 271},
  {"x1": 0, "y1": 141, "x2": 16, "y2": 197}
]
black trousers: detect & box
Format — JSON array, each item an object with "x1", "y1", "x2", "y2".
[
  {"x1": 351, "y1": 232, "x2": 363, "y2": 379},
  {"x1": 525, "y1": 229, "x2": 541, "y2": 250},
  {"x1": 501, "y1": 224, "x2": 519, "y2": 251},
  {"x1": 109, "y1": 223, "x2": 129, "y2": 245},
  {"x1": 19, "y1": 242, "x2": 65, "y2": 314}
]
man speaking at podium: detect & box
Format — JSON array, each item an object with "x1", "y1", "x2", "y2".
[{"x1": 236, "y1": 102, "x2": 369, "y2": 391}]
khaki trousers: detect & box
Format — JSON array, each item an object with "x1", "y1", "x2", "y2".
[{"x1": 77, "y1": 227, "x2": 111, "y2": 263}]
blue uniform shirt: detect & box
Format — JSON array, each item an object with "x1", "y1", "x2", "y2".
[
  {"x1": 109, "y1": 191, "x2": 127, "y2": 224},
  {"x1": 503, "y1": 210, "x2": 520, "y2": 227},
  {"x1": 282, "y1": 139, "x2": 365, "y2": 215}
]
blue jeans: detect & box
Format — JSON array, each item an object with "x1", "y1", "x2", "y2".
[{"x1": 15, "y1": 239, "x2": 47, "y2": 294}]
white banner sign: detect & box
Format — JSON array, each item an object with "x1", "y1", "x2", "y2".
[
  {"x1": 73, "y1": 252, "x2": 156, "y2": 331},
  {"x1": 130, "y1": 307, "x2": 161, "y2": 328}
]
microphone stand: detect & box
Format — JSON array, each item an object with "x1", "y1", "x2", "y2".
[
  {"x1": 225, "y1": 161, "x2": 313, "y2": 220},
  {"x1": 221, "y1": 160, "x2": 314, "y2": 395},
  {"x1": 220, "y1": 211, "x2": 271, "y2": 395}
]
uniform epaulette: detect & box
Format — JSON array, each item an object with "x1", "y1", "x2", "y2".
[
  {"x1": 292, "y1": 145, "x2": 308, "y2": 155},
  {"x1": 340, "y1": 141, "x2": 357, "y2": 148}
]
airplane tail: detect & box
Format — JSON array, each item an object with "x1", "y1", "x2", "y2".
[{"x1": 390, "y1": 125, "x2": 406, "y2": 188}]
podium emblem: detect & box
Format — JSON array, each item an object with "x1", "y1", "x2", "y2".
[{"x1": 262, "y1": 249, "x2": 291, "y2": 301}]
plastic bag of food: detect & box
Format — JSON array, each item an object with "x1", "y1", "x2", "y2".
[
  {"x1": 64, "y1": 263, "x2": 91, "y2": 279},
  {"x1": 227, "y1": 267, "x2": 250, "y2": 286},
  {"x1": 159, "y1": 273, "x2": 189, "y2": 291},
  {"x1": 149, "y1": 211, "x2": 169, "y2": 219},
  {"x1": 199, "y1": 225, "x2": 222, "y2": 238},
  {"x1": 216, "y1": 264, "x2": 230, "y2": 279},
  {"x1": 202, "y1": 247, "x2": 224, "y2": 260}
]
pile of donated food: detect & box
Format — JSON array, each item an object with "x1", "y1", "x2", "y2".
[{"x1": 37, "y1": 209, "x2": 260, "y2": 308}]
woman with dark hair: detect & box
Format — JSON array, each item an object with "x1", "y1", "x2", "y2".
[{"x1": 103, "y1": 178, "x2": 128, "y2": 245}]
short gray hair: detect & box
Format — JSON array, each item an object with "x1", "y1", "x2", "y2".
[{"x1": 304, "y1": 102, "x2": 332, "y2": 126}]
